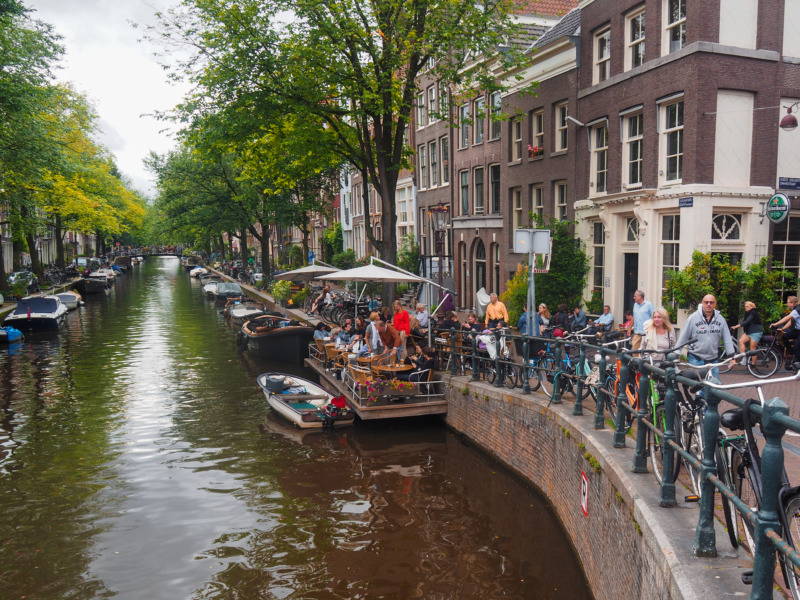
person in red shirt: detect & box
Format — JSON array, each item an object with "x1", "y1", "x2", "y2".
[{"x1": 392, "y1": 300, "x2": 410, "y2": 361}]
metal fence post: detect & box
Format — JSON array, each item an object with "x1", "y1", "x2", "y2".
[
  {"x1": 658, "y1": 362, "x2": 678, "y2": 507},
  {"x1": 522, "y1": 337, "x2": 531, "y2": 394},
  {"x1": 632, "y1": 363, "x2": 649, "y2": 474},
  {"x1": 493, "y1": 334, "x2": 503, "y2": 388},
  {"x1": 471, "y1": 335, "x2": 480, "y2": 382},
  {"x1": 573, "y1": 343, "x2": 585, "y2": 416},
  {"x1": 594, "y1": 350, "x2": 607, "y2": 430},
  {"x1": 694, "y1": 387, "x2": 721, "y2": 557},
  {"x1": 751, "y1": 397, "x2": 789, "y2": 600},
  {"x1": 613, "y1": 355, "x2": 629, "y2": 448},
  {"x1": 551, "y1": 341, "x2": 563, "y2": 404},
  {"x1": 450, "y1": 334, "x2": 458, "y2": 376}
]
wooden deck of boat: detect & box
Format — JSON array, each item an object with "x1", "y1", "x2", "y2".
[{"x1": 304, "y1": 359, "x2": 448, "y2": 420}]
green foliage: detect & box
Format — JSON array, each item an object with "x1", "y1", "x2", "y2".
[
  {"x1": 662, "y1": 252, "x2": 796, "y2": 324},
  {"x1": 288, "y1": 244, "x2": 303, "y2": 267},
  {"x1": 396, "y1": 283, "x2": 409, "y2": 295},
  {"x1": 322, "y1": 222, "x2": 343, "y2": 262},
  {"x1": 586, "y1": 289, "x2": 604, "y2": 314},
  {"x1": 269, "y1": 279, "x2": 293, "y2": 301},
  {"x1": 289, "y1": 286, "x2": 310, "y2": 307},
  {"x1": 331, "y1": 248, "x2": 357, "y2": 270},
  {"x1": 397, "y1": 234, "x2": 420, "y2": 274},
  {"x1": 502, "y1": 216, "x2": 590, "y2": 325}
]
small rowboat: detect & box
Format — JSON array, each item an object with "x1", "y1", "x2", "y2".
[{"x1": 256, "y1": 373, "x2": 354, "y2": 429}]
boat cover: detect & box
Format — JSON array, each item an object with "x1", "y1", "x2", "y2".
[{"x1": 14, "y1": 297, "x2": 58, "y2": 315}]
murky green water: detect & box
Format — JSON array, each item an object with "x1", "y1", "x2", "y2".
[{"x1": 0, "y1": 258, "x2": 592, "y2": 599}]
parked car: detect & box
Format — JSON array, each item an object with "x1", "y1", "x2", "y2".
[
  {"x1": 252, "y1": 268, "x2": 264, "y2": 283},
  {"x1": 8, "y1": 271, "x2": 40, "y2": 296}
]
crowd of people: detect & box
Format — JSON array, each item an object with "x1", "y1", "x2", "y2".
[{"x1": 310, "y1": 284, "x2": 800, "y2": 377}]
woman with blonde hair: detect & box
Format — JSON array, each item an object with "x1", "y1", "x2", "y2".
[
  {"x1": 640, "y1": 307, "x2": 676, "y2": 361},
  {"x1": 731, "y1": 301, "x2": 763, "y2": 365}
]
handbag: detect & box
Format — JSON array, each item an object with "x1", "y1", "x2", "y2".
[{"x1": 553, "y1": 327, "x2": 565, "y2": 338}]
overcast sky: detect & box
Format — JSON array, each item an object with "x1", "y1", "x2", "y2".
[{"x1": 26, "y1": 0, "x2": 191, "y2": 198}]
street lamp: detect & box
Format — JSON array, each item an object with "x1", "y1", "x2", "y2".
[
  {"x1": 780, "y1": 102, "x2": 800, "y2": 131},
  {"x1": 429, "y1": 201, "x2": 450, "y2": 301}
]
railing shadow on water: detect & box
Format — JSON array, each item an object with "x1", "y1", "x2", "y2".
[{"x1": 436, "y1": 328, "x2": 800, "y2": 600}]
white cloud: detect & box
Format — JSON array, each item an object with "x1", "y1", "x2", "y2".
[{"x1": 27, "y1": 0, "x2": 191, "y2": 197}]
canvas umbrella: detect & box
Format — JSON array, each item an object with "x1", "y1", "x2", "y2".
[
  {"x1": 317, "y1": 263, "x2": 425, "y2": 332},
  {"x1": 273, "y1": 264, "x2": 338, "y2": 282}
]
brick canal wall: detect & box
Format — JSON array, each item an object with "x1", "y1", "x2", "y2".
[{"x1": 443, "y1": 376, "x2": 754, "y2": 600}]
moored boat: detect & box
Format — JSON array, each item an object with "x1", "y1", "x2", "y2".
[
  {"x1": 0, "y1": 325, "x2": 23, "y2": 343},
  {"x1": 213, "y1": 281, "x2": 244, "y2": 302},
  {"x1": 256, "y1": 372, "x2": 353, "y2": 429},
  {"x1": 226, "y1": 300, "x2": 281, "y2": 327},
  {"x1": 72, "y1": 276, "x2": 109, "y2": 295},
  {"x1": 4, "y1": 296, "x2": 68, "y2": 331},
  {"x1": 238, "y1": 314, "x2": 314, "y2": 363},
  {"x1": 55, "y1": 290, "x2": 83, "y2": 310}
]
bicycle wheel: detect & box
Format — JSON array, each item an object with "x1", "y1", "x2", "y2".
[
  {"x1": 748, "y1": 347, "x2": 781, "y2": 379},
  {"x1": 575, "y1": 359, "x2": 593, "y2": 401},
  {"x1": 715, "y1": 444, "x2": 738, "y2": 550},
  {"x1": 649, "y1": 404, "x2": 682, "y2": 485},
  {"x1": 537, "y1": 355, "x2": 556, "y2": 398},
  {"x1": 523, "y1": 361, "x2": 541, "y2": 392},
  {"x1": 731, "y1": 450, "x2": 757, "y2": 554},
  {"x1": 684, "y1": 412, "x2": 705, "y2": 498},
  {"x1": 781, "y1": 493, "x2": 800, "y2": 599},
  {"x1": 602, "y1": 376, "x2": 618, "y2": 423},
  {"x1": 503, "y1": 363, "x2": 519, "y2": 389}
]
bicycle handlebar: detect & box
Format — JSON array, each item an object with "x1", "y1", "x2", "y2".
[
  {"x1": 621, "y1": 337, "x2": 697, "y2": 357},
  {"x1": 700, "y1": 366, "x2": 800, "y2": 392}
]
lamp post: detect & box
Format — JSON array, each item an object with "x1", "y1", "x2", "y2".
[{"x1": 429, "y1": 201, "x2": 450, "y2": 301}]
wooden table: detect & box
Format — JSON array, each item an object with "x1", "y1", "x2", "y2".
[
  {"x1": 373, "y1": 364, "x2": 414, "y2": 379},
  {"x1": 357, "y1": 356, "x2": 374, "y2": 367}
]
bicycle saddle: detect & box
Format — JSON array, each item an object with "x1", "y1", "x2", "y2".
[
  {"x1": 720, "y1": 404, "x2": 761, "y2": 431},
  {"x1": 677, "y1": 368, "x2": 707, "y2": 392}
]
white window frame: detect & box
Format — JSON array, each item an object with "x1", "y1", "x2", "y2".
[
  {"x1": 594, "y1": 27, "x2": 611, "y2": 84},
  {"x1": 460, "y1": 104, "x2": 470, "y2": 148},
  {"x1": 427, "y1": 86, "x2": 437, "y2": 123},
  {"x1": 663, "y1": 0, "x2": 686, "y2": 55},
  {"x1": 474, "y1": 97, "x2": 485, "y2": 144},
  {"x1": 591, "y1": 123, "x2": 609, "y2": 195},
  {"x1": 511, "y1": 118, "x2": 522, "y2": 161},
  {"x1": 661, "y1": 214, "x2": 681, "y2": 298},
  {"x1": 512, "y1": 188, "x2": 524, "y2": 230},
  {"x1": 418, "y1": 145, "x2": 427, "y2": 189},
  {"x1": 555, "y1": 102, "x2": 568, "y2": 152},
  {"x1": 474, "y1": 167, "x2": 485, "y2": 215},
  {"x1": 625, "y1": 8, "x2": 646, "y2": 71},
  {"x1": 429, "y1": 140, "x2": 438, "y2": 187},
  {"x1": 460, "y1": 170, "x2": 470, "y2": 216},
  {"x1": 489, "y1": 92, "x2": 502, "y2": 140},
  {"x1": 623, "y1": 112, "x2": 644, "y2": 188},
  {"x1": 532, "y1": 185, "x2": 544, "y2": 219},
  {"x1": 531, "y1": 110, "x2": 544, "y2": 157},
  {"x1": 592, "y1": 221, "x2": 605, "y2": 296},
  {"x1": 555, "y1": 181, "x2": 567, "y2": 220},
  {"x1": 440, "y1": 136, "x2": 449, "y2": 185},
  {"x1": 416, "y1": 92, "x2": 426, "y2": 128},
  {"x1": 660, "y1": 98, "x2": 684, "y2": 184},
  {"x1": 711, "y1": 214, "x2": 742, "y2": 241}
]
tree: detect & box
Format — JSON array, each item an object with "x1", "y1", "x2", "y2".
[
  {"x1": 153, "y1": 0, "x2": 531, "y2": 303},
  {"x1": 663, "y1": 251, "x2": 796, "y2": 325},
  {"x1": 502, "y1": 216, "x2": 591, "y2": 326}
]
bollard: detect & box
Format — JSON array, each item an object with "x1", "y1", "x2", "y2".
[
  {"x1": 493, "y1": 334, "x2": 503, "y2": 388},
  {"x1": 573, "y1": 343, "x2": 585, "y2": 416},
  {"x1": 551, "y1": 340, "x2": 563, "y2": 404},
  {"x1": 522, "y1": 337, "x2": 531, "y2": 394},
  {"x1": 594, "y1": 350, "x2": 607, "y2": 430},
  {"x1": 613, "y1": 355, "x2": 629, "y2": 448},
  {"x1": 693, "y1": 387, "x2": 721, "y2": 557},
  {"x1": 471, "y1": 335, "x2": 480, "y2": 382},
  {"x1": 658, "y1": 361, "x2": 678, "y2": 507},
  {"x1": 632, "y1": 362, "x2": 649, "y2": 474},
  {"x1": 450, "y1": 334, "x2": 458, "y2": 376},
  {"x1": 750, "y1": 397, "x2": 789, "y2": 600}
]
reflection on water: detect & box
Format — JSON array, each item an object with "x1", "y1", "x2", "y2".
[{"x1": 0, "y1": 258, "x2": 591, "y2": 599}]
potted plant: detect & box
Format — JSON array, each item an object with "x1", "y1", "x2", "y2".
[
  {"x1": 528, "y1": 144, "x2": 544, "y2": 158},
  {"x1": 269, "y1": 280, "x2": 293, "y2": 307}
]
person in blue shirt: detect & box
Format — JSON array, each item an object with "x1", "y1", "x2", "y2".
[
  {"x1": 589, "y1": 305, "x2": 614, "y2": 335},
  {"x1": 571, "y1": 304, "x2": 587, "y2": 332},
  {"x1": 631, "y1": 290, "x2": 655, "y2": 350}
]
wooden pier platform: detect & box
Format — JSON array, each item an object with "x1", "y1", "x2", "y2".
[{"x1": 304, "y1": 358, "x2": 448, "y2": 420}]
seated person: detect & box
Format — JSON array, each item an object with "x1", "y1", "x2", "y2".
[
  {"x1": 414, "y1": 303, "x2": 430, "y2": 330},
  {"x1": 619, "y1": 309, "x2": 633, "y2": 337},
  {"x1": 398, "y1": 345, "x2": 437, "y2": 382},
  {"x1": 436, "y1": 310, "x2": 461, "y2": 332},
  {"x1": 588, "y1": 305, "x2": 614, "y2": 336},
  {"x1": 571, "y1": 304, "x2": 587, "y2": 332},
  {"x1": 336, "y1": 320, "x2": 354, "y2": 347},
  {"x1": 313, "y1": 322, "x2": 331, "y2": 340}
]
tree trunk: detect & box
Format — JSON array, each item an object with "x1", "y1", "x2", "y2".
[
  {"x1": 0, "y1": 231, "x2": 7, "y2": 292},
  {"x1": 12, "y1": 240, "x2": 23, "y2": 271},
  {"x1": 25, "y1": 232, "x2": 41, "y2": 278},
  {"x1": 55, "y1": 215, "x2": 65, "y2": 268},
  {"x1": 239, "y1": 226, "x2": 248, "y2": 267}
]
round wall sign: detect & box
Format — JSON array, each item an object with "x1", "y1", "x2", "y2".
[{"x1": 767, "y1": 193, "x2": 790, "y2": 224}]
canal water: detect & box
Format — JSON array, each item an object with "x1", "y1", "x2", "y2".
[{"x1": 0, "y1": 258, "x2": 592, "y2": 600}]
